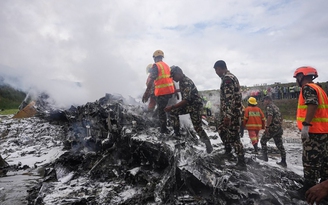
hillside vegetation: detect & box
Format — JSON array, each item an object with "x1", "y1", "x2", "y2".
[
  {"x1": 258, "y1": 98, "x2": 298, "y2": 120},
  {"x1": 1, "y1": 84, "x2": 299, "y2": 119},
  {"x1": 0, "y1": 85, "x2": 26, "y2": 110}
]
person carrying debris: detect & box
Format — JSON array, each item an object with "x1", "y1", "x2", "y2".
[
  {"x1": 258, "y1": 95, "x2": 287, "y2": 167},
  {"x1": 145, "y1": 63, "x2": 156, "y2": 113},
  {"x1": 243, "y1": 97, "x2": 265, "y2": 153},
  {"x1": 142, "y1": 50, "x2": 175, "y2": 134},
  {"x1": 290, "y1": 66, "x2": 328, "y2": 199},
  {"x1": 164, "y1": 66, "x2": 213, "y2": 154},
  {"x1": 213, "y1": 60, "x2": 246, "y2": 169}
]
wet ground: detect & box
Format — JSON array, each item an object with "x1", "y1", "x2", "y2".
[{"x1": 0, "y1": 170, "x2": 40, "y2": 205}]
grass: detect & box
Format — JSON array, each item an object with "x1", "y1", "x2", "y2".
[
  {"x1": 0, "y1": 109, "x2": 19, "y2": 115},
  {"x1": 257, "y1": 98, "x2": 298, "y2": 121}
]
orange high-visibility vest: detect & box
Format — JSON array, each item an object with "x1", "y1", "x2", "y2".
[
  {"x1": 297, "y1": 83, "x2": 328, "y2": 133},
  {"x1": 244, "y1": 106, "x2": 265, "y2": 130},
  {"x1": 154, "y1": 62, "x2": 175, "y2": 96}
]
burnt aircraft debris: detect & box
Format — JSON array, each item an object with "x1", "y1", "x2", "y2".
[{"x1": 2, "y1": 93, "x2": 311, "y2": 204}]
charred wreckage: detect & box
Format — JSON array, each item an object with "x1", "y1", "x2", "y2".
[{"x1": 2, "y1": 93, "x2": 310, "y2": 204}]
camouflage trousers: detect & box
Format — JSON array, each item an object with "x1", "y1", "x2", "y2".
[
  {"x1": 219, "y1": 126, "x2": 245, "y2": 157},
  {"x1": 302, "y1": 133, "x2": 328, "y2": 186},
  {"x1": 260, "y1": 128, "x2": 286, "y2": 159},
  {"x1": 170, "y1": 105, "x2": 210, "y2": 142},
  {"x1": 156, "y1": 94, "x2": 172, "y2": 132},
  {"x1": 218, "y1": 118, "x2": 245, "y2": 157}
]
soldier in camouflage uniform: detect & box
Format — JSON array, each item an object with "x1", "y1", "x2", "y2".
[
  {"x1": 290, "y1": 66, "x2": 328, "y2": 199},
  {"x1": 258, "y1": 95, "x2": 287, "y2": 167},
  {"x1": 164, "y1": 66, "x2": 213, "y2": 153},
  {"x1": 213, "y1": 60, "x2": 246, "y2": 168}
]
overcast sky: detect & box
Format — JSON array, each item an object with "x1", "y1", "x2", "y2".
[{"x1": 1, "y1": 0, "x2": 328, "y2": 107}]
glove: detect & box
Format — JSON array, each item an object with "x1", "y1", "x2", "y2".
[
  {"x1": 142, "y1": 92, "x2": 150, "y2": 103},
  {"x1": 264, "y1": 127, "x2": 269, "y2": 135},
  {"x1": 301, "y1": 125, "x2": 310, "y2": 140}
]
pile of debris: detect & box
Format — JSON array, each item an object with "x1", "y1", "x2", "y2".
[{"x1": 2, "y1": 93, "x2": 309, "y2": 204}]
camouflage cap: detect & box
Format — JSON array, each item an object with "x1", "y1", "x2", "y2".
[{"x1": 170, "y1": 66, "x2": 182, "y2": 77}]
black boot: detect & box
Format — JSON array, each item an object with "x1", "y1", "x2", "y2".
[
  {"x1": 202, "y1": 138, "x2": 213, "y2": 154},
  {"x1": 235, "y1": 156, "x2": 247, "y2": 170},
  {"x1": 160, "y1": 126, "x2": 170, "y2": 134},
  {"x1": 169, "y1": 128, "x2": 181, "y2": 140},
  {"x1": 257, "y1": 152, "x2": 268, "y2": 162},
  {"x1": 225, "y1": 144, "x2": 232, "y2": 154},
  {"x1": 253, "y1": 143, "x2": 258, "y2": 154},
  {"x1": 276, "y1": 157, "x2": 287, "y2": 167},
  {"x1": 222, "y1": 145, "x2": 233, "y2": 158}
]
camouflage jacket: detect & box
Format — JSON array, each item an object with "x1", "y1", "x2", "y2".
[
  {"x1": 302, "y1": 84, "x2": 319, "y2": 105},
  {"x1": 219, "y1": 71, "x2": 242, "y2": 120},
  {"x1": 265, "y1": 102, "x2": 282, "y2": 129},
  {"x1": 179, "y1": 75, "x2": 203, "y2": 108}
]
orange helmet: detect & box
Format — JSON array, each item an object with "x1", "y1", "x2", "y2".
[{"x1": 293, "y1": 66, "x2": 318, "y2": 78}]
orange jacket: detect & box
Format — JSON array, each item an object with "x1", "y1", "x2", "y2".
[
  {"x1": 243, "y1": 106, "x2": 265, "y2": 130},
  {"x1": 297, "y1": 83, "x2": 328, "y2": 133},
  {"x1": 154, "y1": 62, "x2": 175, "y2": 96}
]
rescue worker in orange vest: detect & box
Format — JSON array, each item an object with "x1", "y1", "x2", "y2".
[
  {"x1": 290, "y1": 66, "x2": 328, "y2": 200},
  {"x1": 142, "y1": 50, "x2": 175, "y2": 134},
  {"x1": 243, "y1": 97, "x2": 265, "y2": 153}
]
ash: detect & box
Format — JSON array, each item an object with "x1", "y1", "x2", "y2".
[{"x1": 0, "y1": 93, "x2": 311, "y2": 205}]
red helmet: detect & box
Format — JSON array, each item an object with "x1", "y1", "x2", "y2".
[{"x1": 293, "y1": 66, "x2": 318, "y2": 78}]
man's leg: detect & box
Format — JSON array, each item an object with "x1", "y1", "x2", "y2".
[
  {"x1": 157, "y1": 95, "x2": 171, "y2": 133},
  {"x1": 248, "y1": 130, "x2": 258, "y2": 153},
  {"x1": 320, "y1": 134, "x2": 328, "y2": 182},
  {"x1": 303, "y1": 134, "x2": 327, "y2": 187},
  {"x1": 259, "y1": 133, "x2": 270, "y2": 161},
  {"x1": 273, "y1": 131, "x2": 287, "y2": 167},
  {"x1": 170, "y1": 107, "x2": 185, "y2": 136},
  {"x1": 190, "y1": 108, "x2": 212, "y2": 153}
]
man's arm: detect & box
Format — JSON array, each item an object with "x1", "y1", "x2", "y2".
[
  {"x1": 303, "y1": 84, "x2": 319, "y2": 124},
  {"x1": 221, "y1": 77, "x2": 235, "y2": 120},
  {"x1": 142, "y1": 65, "x2": 157, "y2": 103},
  {"x1": 304, "y1": 104, "x2": 318, "y2": 124},
  {"x1": 164, "y1": 99, "x2": 187, "y2": 112}
]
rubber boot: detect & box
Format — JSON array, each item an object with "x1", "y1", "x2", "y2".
[
  {"x1": 203, "y1": 138, "x2": 213, "y2": 154},
  {"x1": 160, "y1": 126, "x2": 169, "y2": 134},
  {"x1": 235, "y1": 156, "x2": 247, "y2": 170},
  {"x1": 168, "y1": 127, "x2": 181, "y2": 140},
  {"x1": 224, "y1": 144, "x2": 232, "y2": 154},
  {"x1": 253, "y1": 143, "x2": 258, "y2": 154},
  {"x1": 276, "y1": 157, "x2": 287, "y2": 167},
  {"x1": 257, "y1": 151, "x2": 268, "y2": 162},
  {"x1": 222, "y1": 144, "x2": 234, "y2": 159}
]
